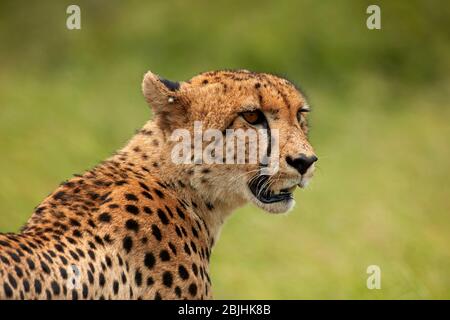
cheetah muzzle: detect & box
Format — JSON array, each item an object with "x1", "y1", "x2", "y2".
[{"x1": 0, "y1": 69, "x2": 317, "y2": 300}]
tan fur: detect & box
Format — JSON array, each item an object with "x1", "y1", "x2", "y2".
[{"x1": 0, "y1": 69, "x2": 316, "y2": 300}]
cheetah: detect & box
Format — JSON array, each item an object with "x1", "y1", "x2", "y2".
[{"x1": 0, "y1": 69, "x2": 317, "y2": 300}]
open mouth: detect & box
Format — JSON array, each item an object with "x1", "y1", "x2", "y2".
[{"x1": 248, "y1": 175, "x2": 295, "y2": 204}]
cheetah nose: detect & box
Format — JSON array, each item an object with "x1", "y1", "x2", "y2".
[{"x1": 286, "y1": 154, "x2": 318, "y2": 175}]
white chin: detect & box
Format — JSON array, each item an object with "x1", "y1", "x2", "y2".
[{"x1": 249, "y1": 194, "x2": 296, "y2": 214}]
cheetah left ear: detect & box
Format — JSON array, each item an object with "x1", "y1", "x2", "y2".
[
  {"x1": 142, "y1": 71, "x2": 189, "y2": 132},
  {"x1": 142, "y1": 71, "x2": 183, "y2": 109}
]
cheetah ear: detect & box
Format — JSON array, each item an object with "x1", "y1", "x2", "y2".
[
  {"x1": 142, "y1": 71, "x2": 182, "y2": 109},
  {"x1": 142, "y1": 71, "x2": 188, "y2": 133}
]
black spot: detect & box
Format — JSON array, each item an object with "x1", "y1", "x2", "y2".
[
  {"x1": 144, "y1": 253, "x2": 156, "y2": 269},
  {"x1": 162, "y1": 271, "x2": 173, "y2": 288},
  {"x1": 181, "y1": 226, "x2": 188, "y2": 237},
  {"x1": 157, "y1": 209, "x2": 169, "y2": 225},
  {"x1": 135, "y1": 269, "x2": 143, "y2": 287},
  {"x1": 175, "y1": 286, "x2": 182, "y2": 297},
  {"x1": 8, "y1": 274, "x2": 17, "y2": 289},
  {"x1": 159, "y1": 250, "x2": 170, "y2": 262},
  {"x1": 143, "y1": 206, "x2": 152, "y2": 214},
  {"x1": 113, "y1": 281, "x2": 119, "y2": 295},
  {"x1": 175, "y1": 226, "x2": 183, "y2": 238},
  {"x1": 88, "y1": 271, "x2": 94, "y2": 284},
  {"x1": 88, "y1": 219, "x2": 97, "y2": 228},
  {"x1": 99, "y1": 273, "x2": 106, "y2": 287},
  {"x1": 42, "y1": 252, "x2": 53, "y2": 263},
  {"x1": 51, "y1": 281, "x2": 60, "y2": 295},
  {"x1": 88, "y1": 250, "x2": 95, "y2": 260},
  {"x1": 103, "y1": 234, "x2": 113, "y2": 244},
  {"x1": 123, "y1": 236, "x2": 133, "y2": 253},
  {"x1": 192, "y1": 263, "x2": 198, "y2": 276},
  {"x1": 26, "y1": 259, "x2": 35, "y2": 270},
  {"x1": 69, "y1": 250, "x2": 79, "y2": 261},
  {"x1": 151, "y1": 224, "x2": 162, "y2": 241},
  {"x1": 125, "y1": 205, "x2": 139, "y2": 215},
  {"x1": 125, "y1": 219, "x2": 140, "y2": 233},
  {"x1": 191, "y1": 227, "x2": 199, "y2": 238},
  {"x1": 8, "y1": 252, "x2": 20, "y2": 263},
  {"x1": 19, "y1": 243, "x2": 32, "y2": 254},
  {"x1": 3, "y1": 282, "x2": 13, "y2": 298},
  {"x1": 147, "y1": 277, "x2": 154, "y2": 286},
  {"x1": 190, "y1": 241, "x2": 198, "y2": 253},
  {"x1": 154, "y1": 188, "x2": 164, "y2": 199},
  {"x1": 34, "y1": 279, "x2": 42, "y2": 295},
  {"x1": 69, "y1": 218, "x2": 81, "y2": 227},
  {"x1": 59, "y1": 267, "x2": 68, "y2": 280},
  {"x1": 176, "y1": 207, "x2": 185, "y2": 220},
  {"x1": 95, "y1": 235, "x2": 104, "y2": 246},
  {"x1": 60, "y1": 255, "x2": 68, "y2": 266},
  {"x1": 99, "y1": 212, "x2": 112, "y2": 222},
  {"x1": 76, "y1": 248, "x2": 85, "y2": 258},
  {"x1": 125, "y1": 193, "x2": 138, "y2": 201},
  {"x1": 168, "y1": 242, "x2": 177, "y2": 255},
  {"x1": 82, "y1": 284, "x2": 88, "y2": 299},
  {"x1": 178, "y1": 265, "x2": 189, "y2": 280},
  {"x1": 184, "y1": 243, "x2": 191, "y2": 255},
  {"x1": 0, "y1": 255, "x2": 10, "y2": 265},
  {"x1": 72, "y1": 289, "x2": 78, "y2": 300},
  {"x1": 41, "y1": 261, "x2": 51, "y2": 274},
  {"x1": 165, "y1": 206, "x2": 174, "y2": 218},
  {"x1": 23, "y1": 279, "x2": 30, "y2": 293},
  {"x1": 139, "y1": 182, "x2": 150, "y2": 191},
  {"x1": 105, "y1": 256, "x2": 112, "y2": 268},
  {"x1": 159, "y1": 78, "x2": 180, "y2": 91},
  {"x1": 188, "y1": 283, "x2": 198, "y2": 297},
  {"x1": 53, "y1": 191, "x2": 66, "y2": 200},
  {"x1": 141, "y1": 191, "x2": 153, "y2": 200},
  {"x1": 14, "y1": 266, "x2": 23, "y2": 278}
]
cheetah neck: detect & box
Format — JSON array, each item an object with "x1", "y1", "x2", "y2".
[{"x1": 119, "y1": 121, "x2": 244, "y2": 249}]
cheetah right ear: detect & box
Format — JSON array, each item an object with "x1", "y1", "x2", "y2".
[{"x1": 142, "y1": 71, "x2": 183, "y2": 110}]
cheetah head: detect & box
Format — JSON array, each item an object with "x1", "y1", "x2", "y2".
[{"x1": 142, "y1": 70, "x2": 317, "y2": 214}]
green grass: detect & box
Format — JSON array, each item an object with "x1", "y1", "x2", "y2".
[{"x1": 0, "y1": 0, "x2": 449, "y2": 299}]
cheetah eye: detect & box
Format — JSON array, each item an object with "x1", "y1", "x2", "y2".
[
  {"x1": 296, "y1": 107, "x2": 309, "y2": 124},
  {"x1": 240, "y1": 110, "x2": 265, "y2": 126}
]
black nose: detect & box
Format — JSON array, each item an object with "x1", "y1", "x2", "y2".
[{"x1": 286, "y1": 154, "x2": 318, "y2": 175}]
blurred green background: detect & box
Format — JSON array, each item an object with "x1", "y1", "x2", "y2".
[{"x1": 0, "y1": 0, "x2": 449, "y2": 299}]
